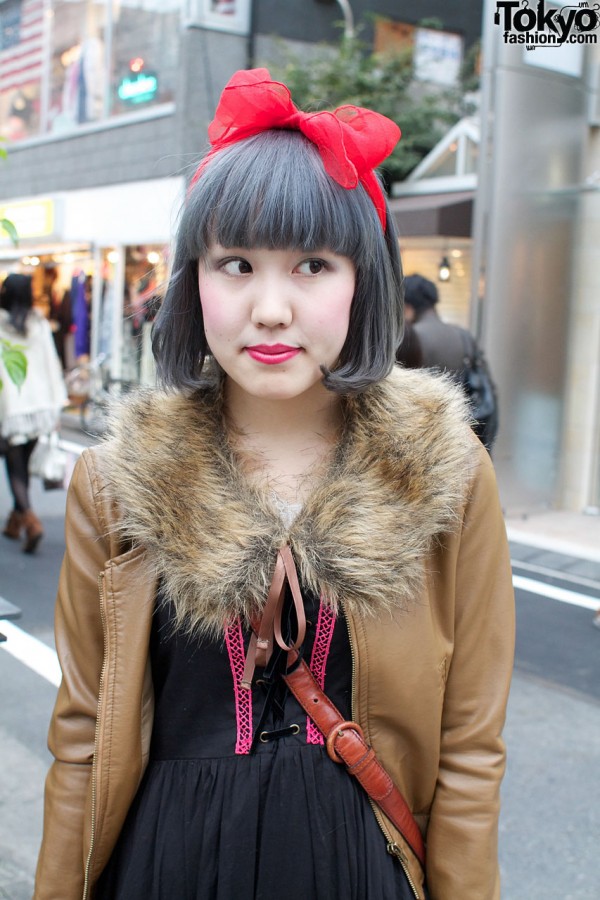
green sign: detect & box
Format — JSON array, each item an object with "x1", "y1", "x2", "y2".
[{"x1": 117, "y1": 72, "x2": 158, "y2": 104}]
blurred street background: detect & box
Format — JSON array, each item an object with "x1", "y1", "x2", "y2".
[{"x1": 2, "y1": 0, "x2": 600, "y2": 897}]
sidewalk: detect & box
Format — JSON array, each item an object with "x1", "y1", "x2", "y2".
[
  {"x1": 501, "y1": 508, "x2": 600, "y2": 898},
  {"x1": 505, "y1": 509, "x2": 600, "y2": 562}
]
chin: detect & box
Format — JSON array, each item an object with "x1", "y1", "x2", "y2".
[
  {"x1": 251, "y1": 385, "x2": 311, "y2": 402},
  {"x1": 241, "y1": 373, "x2": 322, "y2": 403}
]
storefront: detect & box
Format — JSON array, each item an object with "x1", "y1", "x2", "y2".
[
  {"x1": 390, "y1": 117, "x2": 479, "y2": 330},
  {"x1": 391, "y1": 201, "x2": 474, "y2": 329},
  {"x1": 0, "y1": 175, "x2": 183, "y2": 384},
  {"x1": 0, "y1": 0, "x2": 181, "y2": 143}
]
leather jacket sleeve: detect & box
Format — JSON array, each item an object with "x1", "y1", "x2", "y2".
[
  {"x1": 34, "y1": 451, "x2": 115, "y2": 900},
  {"x1": 426, "y1": 445, "x2": 515, "y2": 899}
]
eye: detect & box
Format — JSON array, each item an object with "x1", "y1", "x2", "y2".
[
  {"x1": 295, "y1": 258, "x2": 327, "y2": 276},
  {"x1": 220, "y1": 257, "x2": 252, "y2": 275}
]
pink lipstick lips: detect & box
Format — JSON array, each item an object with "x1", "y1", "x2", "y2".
[{"x1": 245, "y1": 344, "x2": 302, "y2": 365}]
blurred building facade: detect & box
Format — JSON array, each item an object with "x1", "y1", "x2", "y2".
[
  {"x1": 474, "y1": 0, "x2": 600, "y2": 517},
  {"x1": 0, "y1": 0, "x2": 480, "y2": 380}
]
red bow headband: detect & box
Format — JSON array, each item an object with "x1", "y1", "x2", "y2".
[{"x1": 191, "y1": 68, "x2": 401, "y2": 230}]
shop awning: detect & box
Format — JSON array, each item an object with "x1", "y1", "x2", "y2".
[{"x1": 389, "y1": 191, "x2": 474, "y2": 238}]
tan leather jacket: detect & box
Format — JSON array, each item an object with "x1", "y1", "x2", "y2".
[{"x1": 34, "y1": 369, "x2": 514, "y2": 900}]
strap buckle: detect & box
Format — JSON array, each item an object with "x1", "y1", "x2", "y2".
[{"x1": 326, "y1": 720, "x2": 365, "y2": 764}]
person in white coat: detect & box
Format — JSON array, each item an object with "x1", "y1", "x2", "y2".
[{"x1": 0, "y1": 273, "x2": 67, "y2": 552}]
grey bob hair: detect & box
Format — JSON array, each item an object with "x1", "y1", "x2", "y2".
[{"x1": 152, "y1": 130, "x2": 404, "y2": 393}]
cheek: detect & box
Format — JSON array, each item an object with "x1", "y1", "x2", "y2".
[
  {"x1": 316, "y1": 279, "x2": 354, "y2": 343},
  {"x1": 198, "y1": 275, "x2": 243, "y2": 345},
  {"x1": 317, "y1": 304, "x2": 350, "y2": 337},
  {"x1": 197, "y1": 278, "x2": 222, "y2": 333}
]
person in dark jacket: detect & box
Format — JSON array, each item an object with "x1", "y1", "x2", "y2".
[
  {"x1": 404, "y1": 274, "x2": 498, "y2": 451},
  {"x1": 395, "y1": 319, "x2": 422, "y2": 368},
  {"x1": 404, "y1": 274, "x2": 468, "y2": 370}
]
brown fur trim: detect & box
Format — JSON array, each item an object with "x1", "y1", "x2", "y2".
[{"x1": 98, "y1": 367, "x2": 477, "y2": 637}]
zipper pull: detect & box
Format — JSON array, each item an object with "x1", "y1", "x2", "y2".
[{"x1": 387, "y1": 841, "x2": 409, "y2": 865}]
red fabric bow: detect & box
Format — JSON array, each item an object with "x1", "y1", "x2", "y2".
[{"x1": 192, "y1": 68, "x2": 401, "y2": 230}]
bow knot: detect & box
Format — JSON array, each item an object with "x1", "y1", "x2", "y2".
[{"x1": 200, "y1": 68, "x2": 401, "y2": 230}]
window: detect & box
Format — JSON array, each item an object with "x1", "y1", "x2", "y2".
[
  {"x1": 0, "y1": 1, "x2": 181, "y2": 139},
  {"x1": 48, "y1": 1, "x2": 109, "y2": 132},
  {"x1": 110, "y1": 0, "x2": 179, "y2": 118},
  {"x1": 0, "y1": 0, "x2": 43, "y2": 141},
  {"x1": 48, "y1": 1, "x2": 179, "y2": 135}
]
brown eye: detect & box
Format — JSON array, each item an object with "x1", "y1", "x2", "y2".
[
  {"x1": 222, "y1": 258, "x2": 252, "y2": 275},
  {"x1": 297, "y1": 259, "x2": 325, "y2": 275}
]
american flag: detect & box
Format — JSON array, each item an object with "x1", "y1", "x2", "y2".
[{"x1": 0, "y1": 0, "x2": 44, "y2": 94}]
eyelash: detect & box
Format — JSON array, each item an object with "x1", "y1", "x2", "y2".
[
  {"x1": 219, "y1": 258, "x2": 252, "y2": 276},
  {"x1": 217, "y1": 257, "x2": 329, "y2": 276},
  {"x1": 296, "y1": 259, "x2": 328, "y2": 275}
]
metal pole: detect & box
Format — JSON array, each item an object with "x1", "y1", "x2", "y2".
[
  {"x1": 469, "y1": 0, "x2": 498, "y2": 340},
  {"x1": 336, "y1": 0, "x2": 354, "y2": 39}
]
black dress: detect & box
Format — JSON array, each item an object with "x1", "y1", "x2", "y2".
[{"x1": 96, "y1": 585, "x2": 417, "y2": 899}]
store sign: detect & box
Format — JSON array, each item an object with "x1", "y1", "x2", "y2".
[
  {"x1": 184, "y1": 0, "x2": 251, "y2": 35},
  {"x1": 0, "y1": 199, "x2": 55, "y2": 240},
  {"x1": 117, "y1": 72, "x2": 159, "y2": 104},
  {"x1": 414, "y1": 28, "x2": 463, "y2": 86}
]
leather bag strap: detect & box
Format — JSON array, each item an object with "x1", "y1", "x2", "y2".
[
  {"x1": 245, "y1": 544, "x2": 425, "y2": 868},
  {"x1": 283, "y1": 653, "x2": 425, "y2": 868}
]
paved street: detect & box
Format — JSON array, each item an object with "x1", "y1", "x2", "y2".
[{"x1": 1, "y1": 429, "x2": 599, "y2": 899}]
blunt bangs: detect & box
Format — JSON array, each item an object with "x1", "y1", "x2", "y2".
[
  {"x1": 183, "y1": 131, "x2": 380, "y2": 264},
  {"x1": 153, "y1": 129, "x2": 404, "y2": 393}
]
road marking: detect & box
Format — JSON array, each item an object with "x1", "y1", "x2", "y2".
[
  {"x1": 513, "y1": 575, "x2": 599, "y2": 611},
  {"x1": 512, "y1": 559, "x2": 600, "y2": 592},
  {"x1": 1, "y1": 576, "x2": 597, "y2": 688},
  {"x1": 0, "y1": 620, "x2": 61, "y2": 686}
]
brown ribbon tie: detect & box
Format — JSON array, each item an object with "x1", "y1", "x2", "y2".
[{"x1": 241, "y1": 545, "x2": 306, "y2": 689}]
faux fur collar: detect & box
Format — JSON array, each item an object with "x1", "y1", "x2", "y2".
[{"x1": 101, "y1": 367, "x2": 477, "y2": 636}]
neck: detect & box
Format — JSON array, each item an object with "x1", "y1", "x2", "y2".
[{"x1": 223, "y1": 380, "x2": 344, "y2": 503}]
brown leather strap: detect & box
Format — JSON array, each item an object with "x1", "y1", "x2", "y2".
[
  {"x1": 283, "y1": 654, "x2": 426, "y2": 868},
  {"x1": 242, "y1": 546, "x2": 307, "y2": 688},
  {"x1": 244, "y1": 544, "x2": 425, "y2": 867}
]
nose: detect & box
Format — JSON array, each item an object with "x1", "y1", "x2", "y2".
[{"x1": 250, "y1": 274, "x2": 293, "y2": 329}]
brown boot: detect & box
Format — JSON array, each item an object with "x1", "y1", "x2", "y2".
[
  {"x1": 22, "y1": 510, "x2": 44, "y2": 554},
  {"x1": 3, "y1": 510, "x2": 24, "y2": 540}
]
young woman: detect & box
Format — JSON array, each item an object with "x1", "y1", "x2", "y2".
[
  {"x1": 0, "y1": 273, "x2": 67, "y2": 552},
  {"x1": 35, "y1": 69, "x2": 514, "y2": 900}
]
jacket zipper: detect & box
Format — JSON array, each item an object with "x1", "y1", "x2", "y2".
[
  {"x1": 372, "y1": 804, "x2": 422, "y2": 899},
  {"x1": 344, "y1": 611, "x2": 422, "y2": 900},
  {"x1": 82, "y1": 572, "x2": 108, "y2": 900}
]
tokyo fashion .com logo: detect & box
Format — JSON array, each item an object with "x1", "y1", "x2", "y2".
[{"x1": 494, "y1": 1, "x2": 599, "y2": 48}]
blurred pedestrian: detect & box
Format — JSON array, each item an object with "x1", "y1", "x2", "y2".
[
  {"x1": 404, "y1": 274, "x2": 499, "y2": 451},
  {"x1": 395, "y1": 318, "x2": 423, "y2": 368},
  {"x1": 0, "y1": 274, "x2": 67, "y2": 552},
  {"x1": 35, "y1": 69, "x2": 514, "y2": 900}
]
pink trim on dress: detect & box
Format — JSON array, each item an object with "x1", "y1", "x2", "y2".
[
  {"x1": 224, "y1": 618, "x2": 253, "y2": 755},
  {"x1": 306, "y1": 600, "x2": 336, "y2": 745}
]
